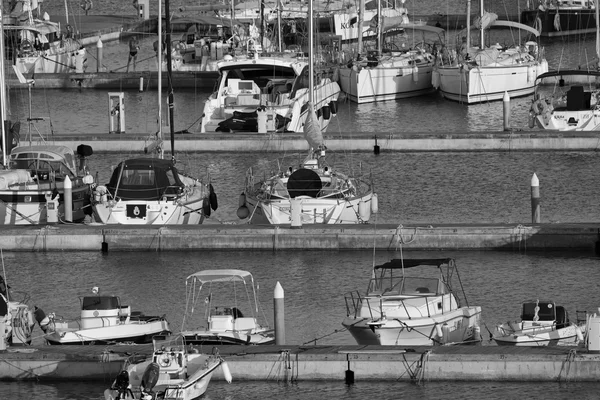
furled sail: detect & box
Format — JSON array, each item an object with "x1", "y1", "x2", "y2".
[{"x1": 303, "y1": 103, "x2": 324, "y2": 150}]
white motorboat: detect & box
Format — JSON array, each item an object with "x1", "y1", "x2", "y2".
[
  {"x1": 181, "y1": 269, "x2": 274, "y2": 345},
  {"x1": 104, "y1": 335, "x2": 231, "y2": 400},
  {"x1": 199, "y1": 47, "x2": 340, "y2": 134},
  {"x1": 433, "y1": 5, "x2": 548, "y2": 104},
  {"x1": 91, "y1": 7, "x2": 217, "y2": 225},
  {"x1": 35, "y1": 288, "x2": 170, "y2": 345},
  {"x1": 492, "y1": 300, "x2": 586, "y2": 346},
  {"x1": 342, "y1": 258, "x2": 482, "y2": 346},
  {"x1": 4, "y1": 0, "x2": 86, "y2": 74}
]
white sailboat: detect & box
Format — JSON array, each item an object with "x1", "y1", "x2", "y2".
[
  {"x1": 237, "y1": 1, "x2": 377, "y2": 225},
  {"x1": 528, "y1": 0, "x2": 600, "y2": 130},
  {"x1": 338, "y1": 0, "x2": 444, "y2": 103},
  {"x1": 433, "y1": 0, "x2": 549, "y2": 104},
  {"x1": 91, "y1": 3, "x2": 217, "y2": 225}
]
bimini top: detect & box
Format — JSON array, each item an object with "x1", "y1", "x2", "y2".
[
  {"x1": 186, "y1": 269, "x2": 254, "y2": 284},
  {"x1": 374, "y1": 258, "x2": 455, "y2": 270}
]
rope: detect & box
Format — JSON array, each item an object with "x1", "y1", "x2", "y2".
[
  {"x1": 413, "y1": 350, "x2": 431, "y2": 384},
  {"x1": 302, "y1": 328, "x2": 347, "y2": 345},
  {"x1": 557, "y1": 349, "x2": 578, "y2": 382},
  {"x1": 392, "y1": 224, "x2": 418, "y2": 249}
]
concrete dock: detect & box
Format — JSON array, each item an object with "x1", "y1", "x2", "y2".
[
  {"x1": 0, "y1": 223, "x2": 598, "y2": 252},
  {"x1": 2, "y1": 343, "x2": 599, "y2": 382}
]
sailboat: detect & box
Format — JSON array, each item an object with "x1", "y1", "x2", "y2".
[
  {"x1": 528, "y1": 1, "x2": 600, "y2": 130},
  {"x1": 4, "y1": 0, "x2": 87, "y2": 74},
  {"x1": 338, "y1": 0, "x2": 445, "y2": 103},
  {"x1": 237, "y1": 0, "x2": 377, "y2": 225},
  {"x1": 433, "y1": 0, "x2": 549, "y2": 104},
  {"x1": 91, "y1": 0, "x2": 217, "y2": 225},
  {"x1": 0, "y1": 9, "x2": 95, "y2": 225}
]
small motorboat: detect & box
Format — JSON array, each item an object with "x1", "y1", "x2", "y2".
[
  {"x1": 180, "y1": 269, "x2": 275, "y2": 345},
  {"x1": 342, "y1": 258, "x2": 482, "y2": 346},
  {"x1": 35, "y1": 287, "x2": 170, "y2": 345},
  {"x1": 492, "y1": 300, "x2": 586, "y2": 346},
  {"x1": 104, "y1": 334, "x2": 231, "y2": 400}
]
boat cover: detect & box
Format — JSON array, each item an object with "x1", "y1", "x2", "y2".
[{"x1": 287, "y1": 168, "x2": 322, "y2": 198}]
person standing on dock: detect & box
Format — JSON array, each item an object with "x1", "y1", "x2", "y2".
[{"x1": 126, "y1": 36, "x2": 140, "y2": 73}]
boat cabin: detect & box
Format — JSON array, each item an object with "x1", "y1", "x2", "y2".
[
  {"x1": 106, "y1": 158, "x2": 185, "y2": 201},
  {"x1": 152, "y1": 335, "x2": 188, "y2": 378},
  {"x1": 10, "y1": 145, "x2": 80, "y2": 181},
  {"x1": 79, "y1": 295, "x2": 131, "y2": 329}
]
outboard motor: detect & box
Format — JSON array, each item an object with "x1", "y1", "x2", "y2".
[
  {"x1": 104, "y1": 370, "x2": 134, "y2": 400},
  {"x1": 140, "y1": 362, "x2": 160, "y2": 399},
  {"x1": 33, "y1": 306, "x2": 55, "y2": 334}
]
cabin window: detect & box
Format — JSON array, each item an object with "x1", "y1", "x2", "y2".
[{"x1": 82, "y1": 296, "x2": 119, "y2": 310}]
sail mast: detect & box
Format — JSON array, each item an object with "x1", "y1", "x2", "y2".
[
  {"x1": 158, "y1": 0, "x2": 163, "y2": 158},
  {"x1": 0, "y1": 8, "x2": 7, "y2": 167},
  {"x1": 377, "y1": 0, "x2": 382, "y2": 57},
  {"x1": 165, "y1": 0, "x2": 175, "y2": 160},
  {"x1": 478, "y1": 0, "x2": 483, "y2": 49},
  {"x1": 358, "y1": 0, "x2": 364, "y2": 55},
  {"x1": 308, "y1": 0, "x2": 314, "y2": 104},
  {"x1": 596, "y1": 0, "x2": 599, "y2": 68}
]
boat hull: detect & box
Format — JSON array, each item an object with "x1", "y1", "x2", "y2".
[
  {"x1": 521, "y1": 9, "x2": 596, "y2": 37},
  {"x1": 182, "y1": 331, "x2": 275, "y2": 346},
  {"x1": 245, "y1": 192, "x2": 374, "y2": 225},
  {"x1": 342, "y1": 307, "x2": 482, "y2": 346},
  {"x1": 435, "y1": 63, "x2": 542, "y2": 104},
  {"x1": 493, "y1": 323, "x2": 585, "y2": 346},
  {"x1": 339, "y1": 62, "x2": 435, "y2": 104},
  {"x1": 44, "y1": 320, "x2": 171, "y2": 345}
]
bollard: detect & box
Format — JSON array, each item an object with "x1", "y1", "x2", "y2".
[
  {"x1": 64, "y1": 175, "x2": 73, "y2": 222},
  {"x1": 274, "y1": 282, "x2": 285, "y2": 345},
  {"x1": 290, "y1": 198, "x2": 302, "y2": 228},
  {"x1": 373, "y1": 135, "x2": 380, "y2": 155},
  {"x1": 531, "y1": 172, "x2": 540, "y2": 223},
  {"x1": 96, "y1": 38, "x2": 103, "y2": 72},
  {"x1": 503, "y1": 91, "x2": 510, "y2": 131}
]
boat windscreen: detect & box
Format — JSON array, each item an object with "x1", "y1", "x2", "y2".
[{"x1": 374, "y1": 258, "x2": 453, "y2": 270}]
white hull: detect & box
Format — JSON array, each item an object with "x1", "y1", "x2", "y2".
[
  {"x1": 93, "y1": 176, "x2": 208, "y2": 225},
  {"x1": 435, "y1": 63, "x2": 542, "y2": 104},
  {"x1": 343, "y1": 307, "x2": 482, "y2": 346},
  {"x1": 15, "y1": 48, "x2": 86, "y2": 74},
  {"x1": 45, "y1": 320, "x2": 171, "y2": 345},
  {"x1": 493, "y1": 323, "x2": 585, "y2": 346},
  {"x1": 245, "y1": 192, "x2": 374, "y2": 224},
  {"x1": 533, "y1": 110, "x2": 600, "y2": 131},
  {"x1": 181, "y1": 329, "x2": 275, "y2": 345},
  {"x1": 339, "y1": 61, "x2": 435, "y2": 104}
]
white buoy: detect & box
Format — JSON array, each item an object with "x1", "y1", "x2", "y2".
[
  {"x1": 96, "y1": 38, "x2": 103, "y2": 73},
  {"x1": 221, "y1": 361, "x2": 233, "y2": 383},
  {"x1": 64, "y1": 175, "x2": 73, "y2": 222},
  {"x1": 531, "y1": 172, "x2": 540, "y2": 223},
  {"x1": 370, "y1": 193, "x2": 379, "y2": 214},
  {"x1": 358, "y1": 200, "x2": 370, "y2": 221},
  {"x1": 139, "y1": 76, "x2": 144, "y2": 92},
  {"x1": 503, "y1": 91, "x2": 510, "y2": 131}
]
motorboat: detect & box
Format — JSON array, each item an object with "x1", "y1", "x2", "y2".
[
  {"x1": 199, "y1": 48, "x2": 340, "y2": 134},
  {"x1": 2, "y1": 144, "x2": 95, "y2": 225},
  {"x1": 104, "y1": 334, "x2": 231, "y2": 400},
  {"x1": 4, "y1": 0, "x2": 87, "y2": 74},
  {"x1": 91, "y1": 9, "x2": 217, "y2": 225},
  {"x1": 342, "y1": 258, "x2": 482, "y2": 346},
  {"x1": 181, "y1": 269, "x2": 275, "y2": 345},
  {"x1": 0, "y1": 275, "x2": 35, "y2": 346},
  {"x1": 92, "y1": 158, "x2": 216, "y2": 225},
  {"x1": 238, "y1": 145, "x2": 376, "y2": 224},
  {"x1": 338, "y1": 0, "x2": 444, "y2": 104},
  {"x1": 35, "y1": 288, "x2": 171, "y2": 345},
  {"x1": 492, "y1": 300, "x2": 586, "y2": 346},
  {"x1": 433, "y1": 7, "x2": 549, "y2": 104},
  {"x1": 529, "y1": 70, "x2": 600, "y2": 131}
]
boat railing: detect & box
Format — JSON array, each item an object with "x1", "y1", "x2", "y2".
[{"x1": 344, "y1": 290, "x2": 363, "y2": 318}]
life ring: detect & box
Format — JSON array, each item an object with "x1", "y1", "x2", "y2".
[
  {"x1": 534, "y1": 17, "x2": 542, "y2": 35},
  {"x1": 158, "y1": 353, "x2": 171, "y2": 367}
]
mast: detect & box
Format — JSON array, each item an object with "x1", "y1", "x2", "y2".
[
  {"x1": 377, "y1": 0, "x2": 382, "y2": 57},
  {"x1": 308, "y1": 0, "x2": 314, "y2": 103},
  {"x1": 466, "y1": 0, "x2": 471, "y2": 52},
  {"x1": 596, "y1": 0, "x2": 599, "y2": 68},
  {"x1": 0, "y1": 8, "x2": 7, "y2": 167},
  {"x1": 158, "y1": 0, "x2": 163, "y2": 158},
  {"x1": 478, "y1": 0, "x2": 483, "y2": 49},
  {"x1": 358, "y1": 0, "x2": 364, "y2": 56},
  {"x1": 165, "y1": 0, "x2": 175, "y2": 161}
]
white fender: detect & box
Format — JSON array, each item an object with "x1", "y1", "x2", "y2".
[
  {"x1": 222, "y1": 361, "x2": 233, "y2": 383},
  {"x1": 412, "y1": 65, "x2": 419, "y2": 83},
  {"x1": 370, "y1": 193, "x2": 379, "y2": 214}
]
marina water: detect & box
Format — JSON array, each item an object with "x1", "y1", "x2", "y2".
[{"x1": 5, "y1": 1, "x2": 600, "y2": 399}]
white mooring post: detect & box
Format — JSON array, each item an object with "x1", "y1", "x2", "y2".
[{"x1": 274, "y1": 282, "x2": 285, "y2": 345}]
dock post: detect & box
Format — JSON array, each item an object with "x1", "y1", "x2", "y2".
[
  {"x1": 64, "y1": 176, "x2": 73, "y2": 222},
  {"x1": 96, "y1": 38, "x2": 103, "y2": 73},
  {"x1": 274, "y1": 282, "x2": 285, "y2": 345},
  {"x1": 108, "y1": 92, "x2": 125, "y2": 134},
  {"x1": 531, "y1": 173, "x2": 540, "y2": 223},
  {"x1": 503, "y1": 91, "x2": 510, "y2": 131}
]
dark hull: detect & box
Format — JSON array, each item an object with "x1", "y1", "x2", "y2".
[
  {"x1": 46, "y1": 329, "x2": 171, "y2": 345},
  {"x1": 521, "y1": 9, "x2": 596, "y2": 37},
  {"x1": 183, "y1": 335, "x2": 275, "y2": 346}
]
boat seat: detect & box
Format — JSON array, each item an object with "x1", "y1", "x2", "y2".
[
  {"x1": 209, "y1": 315, "x2": 234, "y2": 332},
  {"x1": 233, "y1": 317, "x2": 257, "y2": 331}
]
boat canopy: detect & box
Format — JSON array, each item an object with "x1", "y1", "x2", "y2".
[
  {"x1": 186, "y1": 269, "x2": 254, "y2": 284},
  {"x1": 374, "y1": 258, "x2": 454, "y2": 270},
  {"x1": 534, "y1": 69, "x2": 600, "y2": 83},
  {"x1": 106, "y1": 158, "x2": 185, "y2": 201},
  {"x1": 10, "y1": 144, "x2": 78, "y2": 176}
]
